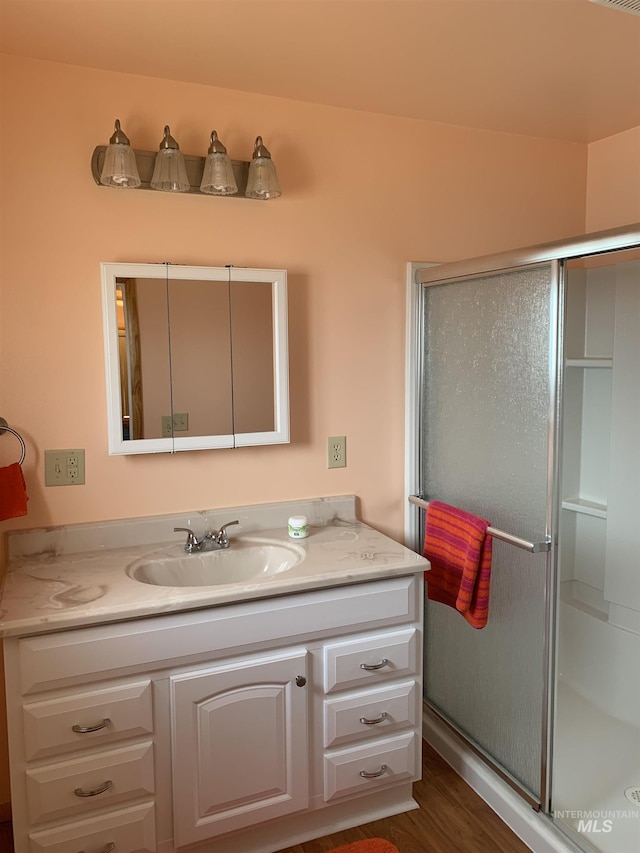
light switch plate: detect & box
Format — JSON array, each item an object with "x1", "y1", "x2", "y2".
[{"x1": 45, "y1": 449, "x2": 85, "y2": 486}]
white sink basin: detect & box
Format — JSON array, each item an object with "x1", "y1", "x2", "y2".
[{"x1": 127, "y1": 537, "x2": 306, "y2": 587}]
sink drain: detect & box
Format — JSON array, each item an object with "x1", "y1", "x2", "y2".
[{"x1": 624, "y1": 786, "x2": 640, "y2": 805}]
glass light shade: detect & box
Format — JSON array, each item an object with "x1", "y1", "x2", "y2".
[
  {"x1": 150, "y1": 126, "x2": 190, "y2": 193},
  {"x1": 100, "y1": 120, "x2": 141, "y2": 188},
  {"x1": 245, "y1": 136, "x2": 282, "y2": 200},
  {"x1": 200, "y1": 131, "x2": 238, "y2": 196}
]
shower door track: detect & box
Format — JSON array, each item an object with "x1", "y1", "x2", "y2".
[{"x1": 414, "y1": 223, "x2": 640, "y2": 287}]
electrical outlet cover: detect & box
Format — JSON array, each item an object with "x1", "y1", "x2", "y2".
[
  {"x1": 45, "y1": 449, "x2": 85, "y2": 486},
  {"x1": 327, "y1": 435, "x2": 346, "y2": 469}
]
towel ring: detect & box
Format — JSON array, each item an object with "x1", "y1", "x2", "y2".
[{"x1": 0, "y1": 418, "x2": 26, "y2": 466}]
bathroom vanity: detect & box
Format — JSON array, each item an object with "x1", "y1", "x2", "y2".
[{"x1": 0, "y1": 497, "x2": 427, "y2": 853}]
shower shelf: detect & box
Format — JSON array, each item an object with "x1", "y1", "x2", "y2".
[
  {"x1": 565, "y1": 357, "x2": 612, "y2": 368},
  {"x1": 561, "y1": 497, "x2": 607, "y2": 519}
]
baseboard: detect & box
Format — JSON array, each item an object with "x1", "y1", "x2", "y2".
[
  {"x1": 157, "y1": 785, "x2": 417, "y2": 853},
  {"x1": 0, "y1": 801, "x2": 11, "y2": 823},
  {"x1": 422, "y1": 708, "x2": 585, "y2": 853}
]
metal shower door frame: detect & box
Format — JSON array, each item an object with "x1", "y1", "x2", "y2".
[
  {"x1": 404, "y1": 222, "x2": 640, "y2": 813},
  {"x1": 409, "y1": 259, "x2": 561, "y2": 809}
]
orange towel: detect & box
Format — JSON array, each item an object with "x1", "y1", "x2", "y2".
[
  {"x1": 423, "y1": 500, "x2": 492, "y2": 629},
  {"x1": 328, "y1": 841, "x2": 400, "y2": 853},
  {"x1": 0, "y1": 462, "x2": 29, "y2": 521}
]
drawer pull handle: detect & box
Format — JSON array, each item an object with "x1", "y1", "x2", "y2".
[
  {"x1": 72, "y1": 718, "x2": 111, "y2": 734},
  {"x1": 359, "y1": 764, "x2": 388, "y2": 779},
  {"x1": 360, "y1": 659, "x2": 388, "y2": 671},
  {"x1": 74, "y1": 779, "x2": 113, "y2": 798},
  {"x1": 77, "y1": 845, "x2": 116, "y2": 853},
  {"x1": 359, "y1": 712, "x2": 388, "y2": 725}
]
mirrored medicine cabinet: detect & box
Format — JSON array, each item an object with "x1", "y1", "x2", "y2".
[{"x1": 101, "y1": 262, "x2": 289, "y2": 454}]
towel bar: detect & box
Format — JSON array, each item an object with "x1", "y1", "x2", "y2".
[
  {"x1": 0, "y1": 417, "x2": 26, "y2": 466},
  {"x1": 408, "y1": 495, "x2": 551, "y2": 554}
]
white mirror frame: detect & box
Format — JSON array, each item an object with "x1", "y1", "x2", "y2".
[{"x1": 101, "y1": 262, "x2": 290, "y2": 454}]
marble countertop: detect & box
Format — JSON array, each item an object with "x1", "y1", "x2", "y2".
[{"x1": 0, "y1": 508, "x2": 428, "y2": 638}]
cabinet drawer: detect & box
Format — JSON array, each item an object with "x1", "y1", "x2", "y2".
[
  {"x1": 26, "y1": 741, "x2": 155, "y2": 825},
  {"x1": 324, "y1": 680, "x2": 419, "y2": 748},
  {"x1": 324, "y1": 732, "x2": 419, "y2": 801},
  {"x1": 323, "y1": 629, "x2": 418, "y2": 693},
  {"x1": 29, "y1": 802, "x2": 156, "y2": 853},
  {"x1": 23, "y1": 681, "x2": 153, "y2": 761}
]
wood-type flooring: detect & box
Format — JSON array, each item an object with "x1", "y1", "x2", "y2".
[{"x1": 277, "y1": 741, "x2": 532, "y2": 853}]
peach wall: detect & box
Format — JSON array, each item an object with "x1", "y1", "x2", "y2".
[
  {"x1": 0, "y1": 54, "x2": 589, "y2": 806},
  {"x1": 586, "y1": 126, "x2": 640, "y2": 232},
  {"x1": 0, "y1": 55, "x2": 588, "y2": 538}
]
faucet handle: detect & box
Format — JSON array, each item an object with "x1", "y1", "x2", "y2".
[
  {"x1": 174, "y1": 527, "x2": 199, "y2": 553},
  {"x1": 216, "y1": 520, "x2": 239, "y2": 547}
]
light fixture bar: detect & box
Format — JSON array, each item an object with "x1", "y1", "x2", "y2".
[{"x1": 91, "y1": 146, "x2": 251, "y2": 197}]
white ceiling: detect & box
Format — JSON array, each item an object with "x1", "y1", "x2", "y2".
[{"x1": 2, "y1": 0, "x2": 640, "y2": 143}]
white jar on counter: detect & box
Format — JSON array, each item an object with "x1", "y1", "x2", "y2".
[{"x1": 288, "y1": 515, "x2": 309, "y2": 539}]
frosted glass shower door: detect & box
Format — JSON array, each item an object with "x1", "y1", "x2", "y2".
[{"x1": 420, "y1": 264, "x2": 557, "y2": 805}]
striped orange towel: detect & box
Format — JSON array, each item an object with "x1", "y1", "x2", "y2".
[{"x1": 423, "y1": 500, "x2": 493, "y2": 629}]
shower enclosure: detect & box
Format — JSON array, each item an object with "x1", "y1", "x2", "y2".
[{"x1": 406, "y1": 224, "x2": 640, "y2": 853}]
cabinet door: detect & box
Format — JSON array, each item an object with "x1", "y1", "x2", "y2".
[{"x1": 170, "y1": 649, "x2": 308, "y2": 847}]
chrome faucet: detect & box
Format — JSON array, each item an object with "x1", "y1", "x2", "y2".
[{"x1": 174, "y1": 521, "x2": 240, "y2": 553}]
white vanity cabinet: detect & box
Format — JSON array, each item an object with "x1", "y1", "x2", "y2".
[{"x1": 4, "y1": 573, "x2": 423, "y2": 853}]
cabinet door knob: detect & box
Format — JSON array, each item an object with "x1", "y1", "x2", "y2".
[
  {"x1": 295, "y1": 675, "x2": 307, "y2": 687},
  {"x1": 72, "y1": 717, "x2": 111, "y2": 734},
  {"x1": 359, "y1": 712, "x2": 388, "y2": 725},
  {"x1": 360, "y1": 658, "x2": 388, "y2": 671},
  {"x1": 74, "y1": 779, "x2": 113, "y2": 797},
  {"x1": 359, "y1": 764, "x2": 388, "y2": 779}
]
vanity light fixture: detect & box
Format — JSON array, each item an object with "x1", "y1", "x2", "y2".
[
  {"x1": 99, "y1": 120, "x2": 141, "y2": 188},
  {"x1": 245, "y1": 136, "x2": 282, "y2": 200},
  {"x1": 199, "y1": 131, "x2": 238, "y2": 196},
  {"x1": 150, "y1": 126, "x2": 190, "y2": 193},
  {"x1": 91, "y1": 121, "x2": 282, "y2": 199}
]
